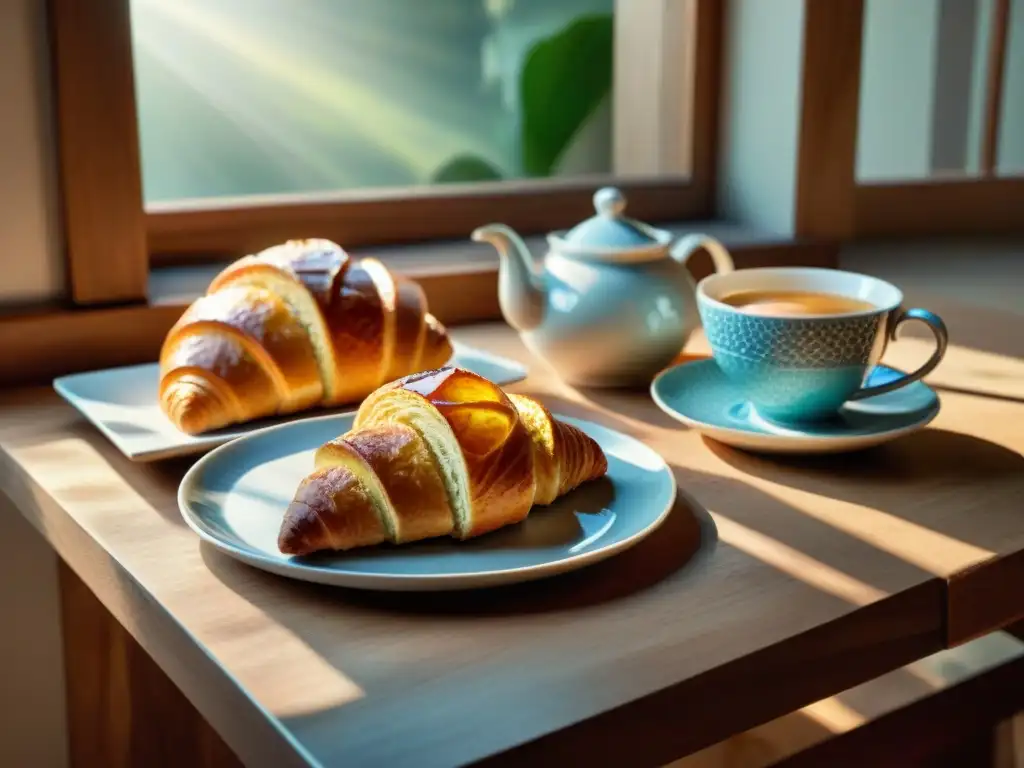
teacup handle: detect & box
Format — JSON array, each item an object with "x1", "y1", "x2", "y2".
[
  {"x1": 848, "y1": 308, "x2": 949, "y2": 400},
  {"x1": 670, "y1": 234, "x2": 735, "y2": 276}
]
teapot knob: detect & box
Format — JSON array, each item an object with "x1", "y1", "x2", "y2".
[{"x1": 594, "y1": 187, "x2": 626, "y2": 218}]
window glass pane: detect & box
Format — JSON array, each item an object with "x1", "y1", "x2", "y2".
[
  {"x1": 856, "y1": 0, "x2": 993, "y2": 181},
  {"x1": 131, "y1": 0, "x2": 615, "y2": 203},
  {"x1": 997, "y1": 0, "x2": 1024, "y2": 175}
]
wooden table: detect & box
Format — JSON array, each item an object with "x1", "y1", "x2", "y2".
[{"x1": 0, "y1": 313, "x2": 1022, "y2": 767}]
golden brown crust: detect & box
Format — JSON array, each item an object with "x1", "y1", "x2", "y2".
[
  {"x1": 209, "y1": 238, "x2": 349, "y2": 306},
  {"x1": 342, "y1": 426, "x2": 453, "y2": 543},
  {"x1": 393, "y1": 368, "x2": 536, "y2": 539},
  {"x1": 278, "y1": 467, "x2": 389, "y2": 555},
  {"x1": 509, "y1": 394, "x2": 607, "y2": 504},
  {"x1": 508, "y1": 395, "x2": 560, "y2": 505},
  {"x1": 324, "y1": 260, "x2": 386, "y2": 405},
  {"x1": 552, "y1": 415, "x2": 608, "y2": 497},
  {"x1": 169, "y1": 287, "x2": 323, "y2": 409},
  {"x1": 160, "y1": 330, "x2": 279, "y2": 434},
  {"x1": 389, "y1": 276, "x2": 428, "y2": 380},
  {"x1": 159, "y1": 239, "x2": 453, "y2": 433},
  {"x1": 279, "y1": 367, "x2": 609, "y2": 555},
  {"x1": 158, "y1": 374, "x2": 237, "y2": 435},
  {"x1": 421, "y1": 314, "x2": 455, "y2": 369}
]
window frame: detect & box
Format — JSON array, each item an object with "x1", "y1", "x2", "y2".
[
  {"x1": 50, "y1": 0, "x2": 723, "y2": 302},
  {"x1": 49, "y1": 0, "x2": 148, "y2": 304},
  {"x1": 794, "y1": 0, "x2": 1024, "y2": 240}
]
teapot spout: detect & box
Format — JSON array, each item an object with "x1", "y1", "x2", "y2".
[{"x1": 471, "y1": 224, "x2": 546, "y2": 332}]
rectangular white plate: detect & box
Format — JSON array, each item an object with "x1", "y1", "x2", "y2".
[{"x1": 53, "y1": 341, "x2": 528, "y2": 462}]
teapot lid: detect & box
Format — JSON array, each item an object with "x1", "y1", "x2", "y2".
[{"x1": 561, "y1": 187, "x2": 662, "y2": 249}]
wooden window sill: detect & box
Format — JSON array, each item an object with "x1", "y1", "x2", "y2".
[
  {"x1": 0, "y1": 223, "x2": 838, "y2": 387},
  {"x1": 148, "y1": 219, "x2": 835, "y2": 303}
]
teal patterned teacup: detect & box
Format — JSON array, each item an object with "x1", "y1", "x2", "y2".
[{"x1": 696, "y1": 268, "x2": 948, "y2": 424}]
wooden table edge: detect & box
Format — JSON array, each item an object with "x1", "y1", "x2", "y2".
[
  {"x1": 473, "y1": 580, "x2": 946, "y2": 767},
  {"x1": 948, "y1": 549, "x2": 1024, "y2": 647}
]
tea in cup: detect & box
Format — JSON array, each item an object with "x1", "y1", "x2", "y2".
[{"x1": 696, "y1": 267, "x2": 948, "y2": 424}]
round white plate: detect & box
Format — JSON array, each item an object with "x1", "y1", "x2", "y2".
[
  {"x1": 179, "y1": 413, "x2": 676, "y2": 591},
  {"x1": 651, "y1": 359, "x2": 941, "y2": 454}
]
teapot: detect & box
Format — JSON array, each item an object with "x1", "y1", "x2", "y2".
[{"x1": 472, "y1": 186, "x2": 734, "y2": 387}]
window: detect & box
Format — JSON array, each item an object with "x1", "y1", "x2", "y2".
[
  {"x1": 50, "y1": 0, "x2": 720, "y2": 304},
  {"x1": 856, "y1": 0, "x2": 1024, "y2": 180},
  {"x1": 795, "y1": 0, "x2": 1024, "y2": 239},
  {"x1": 131, "y1": 0, "x2": 619, "y2": 201}
]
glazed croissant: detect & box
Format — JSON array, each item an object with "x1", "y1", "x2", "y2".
[
  {"x1": 279, "y1": 367, "x2": 608, "y2": 555},
  {"x1": 159, "y1": 239, "x2": 453, "y2": 434}
]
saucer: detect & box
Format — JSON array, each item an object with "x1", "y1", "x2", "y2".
[{"x1": 651, "y1": 359, "x2": 940, "y2": 454}]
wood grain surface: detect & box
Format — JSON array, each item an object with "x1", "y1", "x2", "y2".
[
  {"x1": 839, "y1": 253, "x2": 1024, "y2": 643},
  {"x1": 0, "y1": 314, "x2": 1020, "y2": 765},
  {"x1": 677, "y1": 318, "x2": 1024, "y2": 647}
]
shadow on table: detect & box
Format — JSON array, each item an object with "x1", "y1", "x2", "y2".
[
  {"x1": 566, "y1": 356, "x2": 713, "y2": 429},
  {"x1": 705, "y1": 427, "x2": 1024, "y2": 556},
  {"x1": 200, "y1": 488, "x2": 708, "y2": 618},
  {"x1": 194, "y1": 443, "x2": 951, "y2": 627},
  {"x1": 196, "y1": 445, "x2": 951, "y2": 622},
  {"x1": 887, "y1": 293, "x2": 1024, "y2": 403},
  {"x1": 189, "y1": 461, "x2": 952, "y2": 766},
  {"x1": 668, "y1": 464, "x2": 937, "y2": 598}
]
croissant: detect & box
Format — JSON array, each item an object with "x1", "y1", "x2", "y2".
[
  {"x1": 278, "y1": 367, "x2": 608, "y2": 555},
  {"x1": 159, "y1": 239, "x2": 453, "y2": 434}
]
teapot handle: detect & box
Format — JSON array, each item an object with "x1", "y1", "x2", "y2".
[{"x1": 670, "y1": 234, "x2": 735, "y2": 277}]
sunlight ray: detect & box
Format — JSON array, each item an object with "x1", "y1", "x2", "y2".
[
  {"x1": 715, "y1": 516, "x2": 888, "y2": 606},
  {"x1": 20, "y1": 434, "x2": 368, "y2": 718},
  {"x1": 763, "y1": 487, "x2": 995, "y2": 576},
  {"x1": 133, "y1": 32, "x2": 355, "y2": 191},
  {"x1": 229, "y1": 0, "x2": 488, "y2": 76},
  {"x1": 138, "y1": 0, "x2": 495, "y2": 177},
  {"x1": 800, "y1": 697, "x2": 867, "y2": 732}
]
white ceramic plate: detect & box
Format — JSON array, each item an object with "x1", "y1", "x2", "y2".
[
  {"x1": 53, "y1": 341, "x2": 527, "y2": 462},
  {"x1": 178, "y1": 413, "x2": 676, "y2": 591}
]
